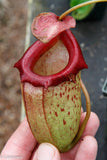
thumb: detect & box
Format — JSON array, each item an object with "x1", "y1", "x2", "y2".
[{"x1": 32, "y1": 143, "x2": 61, "y2": 160}]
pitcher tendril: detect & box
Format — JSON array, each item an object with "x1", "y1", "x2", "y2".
[
  {"x1": 64, "y1": 79, "x2": 91, "y2": 151},
  {"x1": 59, "y1": 0, "x2": 107, "y2": 20},
  {"x1": 70, "y1": 79, "x2": 91, "y2": 148}
]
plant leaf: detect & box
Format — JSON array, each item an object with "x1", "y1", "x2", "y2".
[{"x1": 70, "y1": 0, "x2": 96, "y2": 20}]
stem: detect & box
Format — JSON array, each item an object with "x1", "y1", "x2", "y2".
[
  {"x1": 68, "y1": 79, "x2": 91, "y2": 150},
  {"x1": 59, "y1": 0, "x2": 107, "y2": 20}
]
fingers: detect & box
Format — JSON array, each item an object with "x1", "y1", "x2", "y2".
[
  {"x1": 80, "y1": 112, "x2": 100, "y2": 137},
  {"x1": 31, "y1": 143, "x2": 61, "y2": 160},
  {"x1": 1, "y1": 118, "x2": 37, "y2": 160},
  {"x1": 0, "y1": 111, "x2": 100, "y2": 160},
  {"x1": 61, "y1": 112, "x2": 99, "y2": 160},
  {"x1": 75, "y1": 136, "x2": 98, "y2": 160}
]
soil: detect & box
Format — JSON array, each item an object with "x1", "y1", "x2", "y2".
[{"x1": 0, "y1": 0, "x2": 27, "y2": 151}]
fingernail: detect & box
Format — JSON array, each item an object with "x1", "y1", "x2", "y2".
[{"x1": 37, "y1": 143, "x2": 55, "y2": 160}]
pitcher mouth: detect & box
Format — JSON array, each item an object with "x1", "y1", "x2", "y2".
[{"x1": 14, "y1": 30, "x2": 88, "y2": 88}]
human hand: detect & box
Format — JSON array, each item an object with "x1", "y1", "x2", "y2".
[{"x1": 0, "y1": 111, "x2": 100, "y2": 160}]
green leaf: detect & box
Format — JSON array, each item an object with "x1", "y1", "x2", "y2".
[{"x1": 70, "y1": 0, "x2": 96, "y2": 20}]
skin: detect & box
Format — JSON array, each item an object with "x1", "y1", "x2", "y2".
[{"x1": 1, "y1": 111, "x2": 100, "y2": 160}]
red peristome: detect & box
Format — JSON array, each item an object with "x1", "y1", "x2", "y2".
[
  {"x1": 14, "y1": 30, "x2": 88, "y2": 88},
  {"x1": 31, "y1": 12, "x2": 76, "y2": 43}
]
